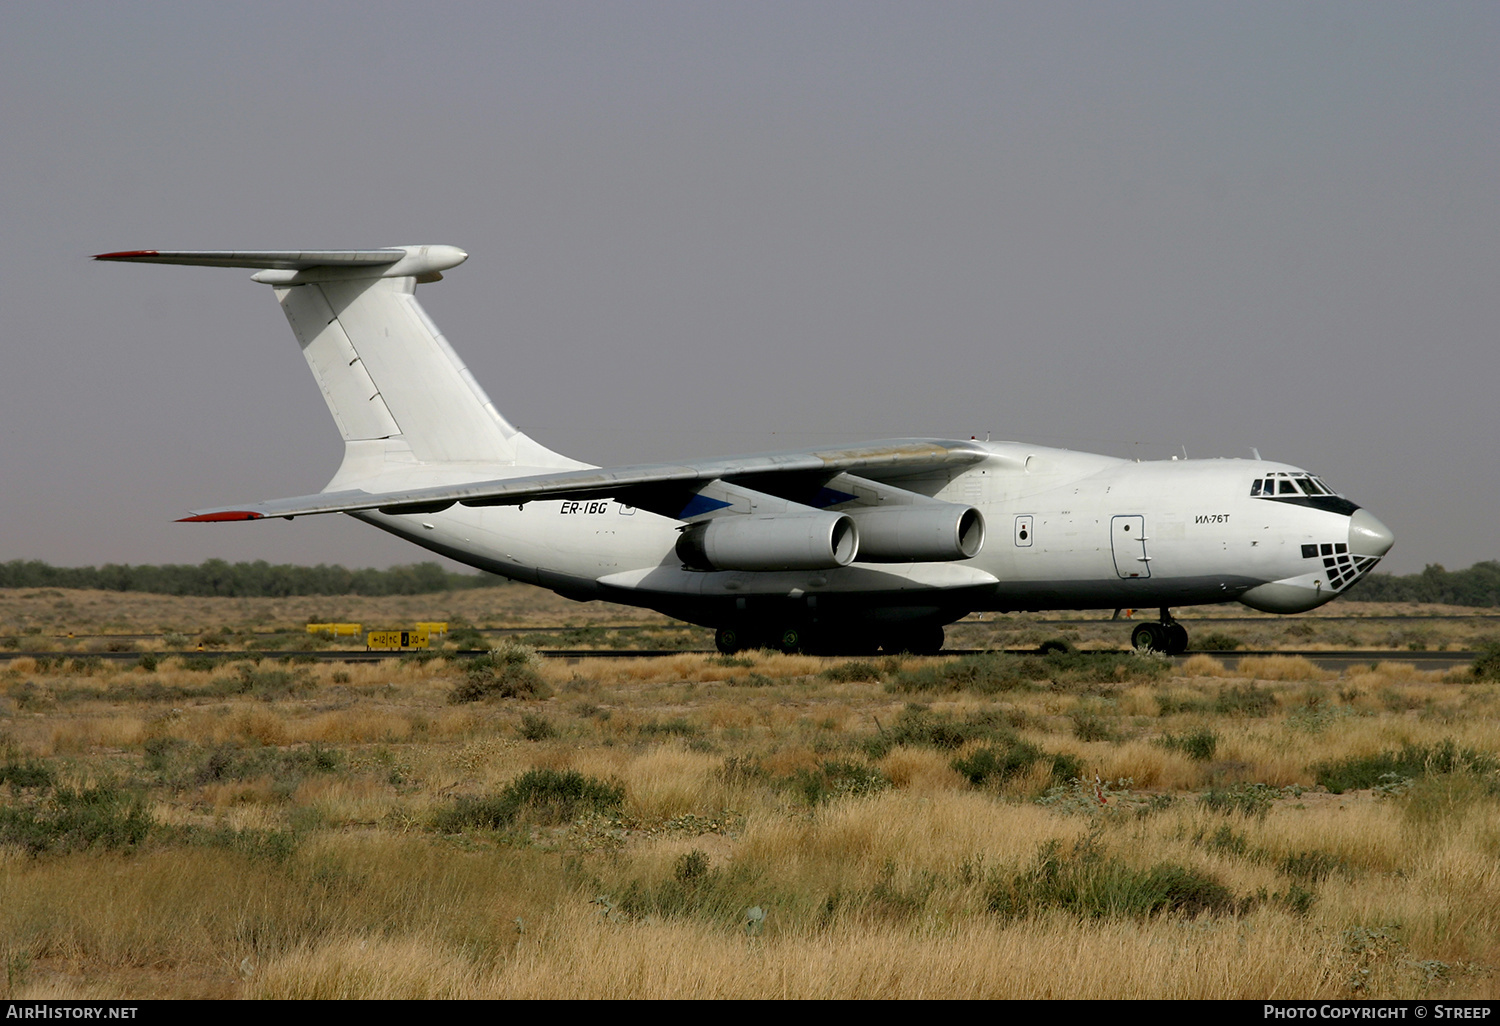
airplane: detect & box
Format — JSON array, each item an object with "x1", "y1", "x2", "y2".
[{"x1": 96, "y1": 244, "x2": 1395, "y2": 656}]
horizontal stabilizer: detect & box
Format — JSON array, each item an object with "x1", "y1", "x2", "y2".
[
  {"x1": 94, "y1": 249, "x2": 406, "y2": 269},
  {"x1": 94, "y1": 246, "x2": 468, "y2": 284}
]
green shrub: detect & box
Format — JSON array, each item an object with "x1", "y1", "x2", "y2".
[
  {"x1": 0, "y1": 782, "x2": 152, "y2": 855},
  {"x1": 1196, "y1": 632, "x2": 1245, "y2": 652},
  {"x1": 1213, "y1": 684, "x2": 1276, "y2": 717},
  {"x1": 674, "y1": 849, "x2": 710, "y2": 884},
  {"x1": 0, "y1": 759, "x2": 55, "y2": 788},
  {"x1": 863, "y1": 708, "x2": 1014, "y2": 759},
  {"x1": 1157, "y1": 728, "x2": 1219, "y2": 762},
  {"x1": 1471, "y1": 642, "x2": 1500, "y2": 682},
  {"x1": 1278, "y1": 849, "x2": 1343, "y2": 883},
  {"x1": 890, "y1": 651, "x2": 1169, "y2": 695},
  {"x1": 792, "y1": 760, "x2": 891, "y2": 805},
  {"x1": 449, "y1": 645, "x2": 549, "y2": 703},
  {"x1": 820, "y1": 661, "x2": 882, "y2": 683},
  {"x1": 211, "y1": 665, "x2": 316, "y2": 701},
  {"x1": 988, "y1": 834, "x2": 1241, "y2": 920},
  {"x1": 1201, "y1": 782, "x2": 1285, "y2": 817},
  {"x1": 431, "y1": 769, "x2": 624, "y2": 831},
  {"x1": 519, "y1": 714, "x2": 557, "y2": 742},
  {"x1": 951, "y1": 739, "x2": 1043, "y2": 786},
  {"x1": 1070, "y1": 712, "x2": 1115, "y2": 742},
  {"x1": 1313, "y1": 739, "x2": 1498, "y2": 794}
]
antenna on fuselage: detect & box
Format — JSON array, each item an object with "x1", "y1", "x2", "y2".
[{"x1": 1251, "y1": 447, "x2": 1262, "y2": 461}]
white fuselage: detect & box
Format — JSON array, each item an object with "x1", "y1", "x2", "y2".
[{"x1": 352, "y1": 441, "x2": 1385, "y2": 629}]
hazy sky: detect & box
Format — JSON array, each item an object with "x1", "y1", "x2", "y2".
[{"x1": 2, "y1": 2, "x2": 1495, "y2": 576}]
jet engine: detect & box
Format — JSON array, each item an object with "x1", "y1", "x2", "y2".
[
  {"x1": 676, "y1": 512, "x2": 859, "y2": 571},
  {"x1": 844, "y1": 504, "x2": 985, "y2": 562}
]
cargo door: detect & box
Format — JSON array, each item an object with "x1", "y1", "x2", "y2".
[{"x1": 1110, "y1": 515, "x2": 1151, "y2": 578}]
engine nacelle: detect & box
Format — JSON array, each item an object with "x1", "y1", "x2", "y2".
[
  {"x1": 843, "y1": 504, "x2": 985, "y2": 562},
  {"x1": 676, "y1": 513, "x2": 859, "y2": 571}
]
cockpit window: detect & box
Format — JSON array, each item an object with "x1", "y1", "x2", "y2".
[{"x1": 1251, "y1": 472, "x2": 1341, "y2": 498}]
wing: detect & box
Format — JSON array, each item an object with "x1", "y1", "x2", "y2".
[{"x1": 177, "y1": 439, "x2": 991, "y2": 521}]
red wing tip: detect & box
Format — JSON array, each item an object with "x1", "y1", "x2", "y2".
[
  {"x1": 177, "y1": 511, "x2": 264, "y2": 522},
  {"x1": 93, "y1": 250, "x2": 160, "y2": 261}
]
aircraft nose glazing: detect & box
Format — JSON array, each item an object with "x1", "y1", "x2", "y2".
[{"x1": 1348, "y1": 509, "x2": 1395, "y2": 558}]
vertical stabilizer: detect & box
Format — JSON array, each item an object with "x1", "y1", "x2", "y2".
[
  {"x1": 94, "y1": 246, "x2": 584, "y2": 487},
  {"x1": 277, "y1": 276, "x2": 530, "y2": 465}
]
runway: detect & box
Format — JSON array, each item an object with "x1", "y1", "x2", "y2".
[{"x1": 4, "y1": 647, "x2": 1479, "y2": 672}]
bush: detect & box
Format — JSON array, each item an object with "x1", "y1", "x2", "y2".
[
  {"x1": 1196, "y1": 632, "x2": 1245, "y2": 652},
  {"x1": 1213, "y1": 684, "x2": 1277, "y2": 717},
  {"x1": 889, "y1": 651, "x2": 1169, "y2": 695},
  {"x1": 0, "y1": 782, "x2": 152, "y2": 855},
  {"x1": 1313, "y1": 740, "x2": 1498, "y2": 794},
  {"x1": 1157, "y1": 728, "x2": 1219, "y2": 762},
  {"x1": 449, "y1": 645, "x2": 550, "y2": 703},
  {"x1": 1471, "y1": 642, "x2": 1500, "y2": 682},
  {"x1": 431, "y1": 769, "x2": 624, "y2": 831},
  {"x1": 988, "y1": 833, "x2": 1241, "y2": 920},
  {"x1": 674, "y1": 849, "x2": 710, "y2": 884},
  {"x1": 211, "y1": 665, "x2": 316, "y2": 701},
  {"x1": 0, "y1": 759, "x2": 55, "y2": 788},
  {"x1": 820, "y1": 661, "x2": 882, "y2": 683},
  {"x1": 1201, "y1": 782, "x2": 1285, "y2": 818},
  {"x1": 1070, "y1": 712, "x2": 1114, "y2": 742},
  {"x1": 792, "y1": 760, "x2": 891, "y2": 805},
  {"x1": 519, "y1": 714, "x2": 557, "y2": 741},
  {"x1": 952, "y1": 740, "x2": 1043, "y2": 786},
  {"x1": 863, "y1": 708, "x2": 1014, "y2": 759}
]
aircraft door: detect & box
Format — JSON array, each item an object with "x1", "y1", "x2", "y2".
[{"x1": 1110, "y1": 515, "x2": 1151, "y2": 578}]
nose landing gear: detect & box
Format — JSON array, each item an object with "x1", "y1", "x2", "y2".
[{"x1": 1130, "y1": 608, "x2": 1188, "y2": 655}]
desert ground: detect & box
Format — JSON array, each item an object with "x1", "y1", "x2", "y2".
[{"x1": 1, "y1": 584, "x2": 1497, "y2": 999}]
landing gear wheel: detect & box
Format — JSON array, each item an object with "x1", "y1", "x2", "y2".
[
  {"x1": 715, "y1": 626, "x2": 747, "y2": 655},
  {"x1": 1131, "y1": 623, "x2": 1164, "y2": 653},
  {"x1": 773, "y1": 626, "x2": 804, "y2": 654},
  {"x1": 1164, "y1": 623, "x2": 1189, "y2": 655}
]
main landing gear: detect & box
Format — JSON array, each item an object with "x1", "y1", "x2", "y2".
[{"x1": 1129, "y1": 608, "x2": 1189, "y2": 655}]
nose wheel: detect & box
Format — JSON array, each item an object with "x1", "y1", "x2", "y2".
[{"x1": 1130, "y1": 611, "x2": 1188, "y2": 655}]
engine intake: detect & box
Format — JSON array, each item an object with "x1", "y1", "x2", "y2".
[{"x1": 676, "y1": 513, "x2": 859, "y2": 571}]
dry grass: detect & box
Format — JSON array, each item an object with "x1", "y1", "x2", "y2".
[{"x1": 0, "y1": 589, "x2": 1498, "y2": 999}]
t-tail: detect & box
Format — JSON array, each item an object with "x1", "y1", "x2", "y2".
[{"x1": 93, "y1": 246, "x2": 584, "y2": 494}]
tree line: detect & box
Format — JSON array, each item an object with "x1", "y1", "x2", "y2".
[
  {"x1": 0, "y1": 559, "x2": 501, "y2": 597},
  {"x1": 2, "y1": 556, "x2": 1496, "y2": 606},
  {"x1": 1342, "y1": 561, "x2": 1500, "y2": 607}
]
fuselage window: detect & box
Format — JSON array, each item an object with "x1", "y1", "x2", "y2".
[
  {"x1": 1251, "y1": 480, "x2": 1263, "y2": 496},
  {"x1": 1278, "y1": 479, "x2": 1298, "y2": 495}
]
